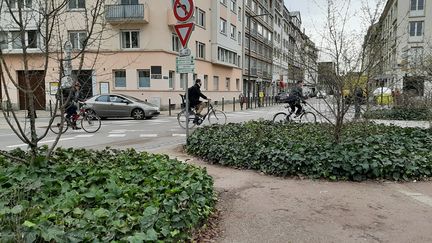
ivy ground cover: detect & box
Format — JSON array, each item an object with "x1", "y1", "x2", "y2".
[
  {"x1": 0, "y1": 148, "x2": 215, "y2": 242},
  {"x1": 186, "y1": 121, "x2": 432, "y2": 181}
]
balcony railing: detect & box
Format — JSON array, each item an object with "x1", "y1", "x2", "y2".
[{"x1": 105, "y1": 4, "x2": 148, "y2": 23}]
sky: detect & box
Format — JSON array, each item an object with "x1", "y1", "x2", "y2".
[{"x1": 284, "y1": 0, "x2": 385, "y2": 61}]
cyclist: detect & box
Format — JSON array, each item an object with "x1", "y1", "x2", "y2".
[
  {"x1": 64, "y1": 82, "x2": 82, "y2": 129},
  {"x1": 188, "y1": 79, "x2": 210, "y2": 123},
  {"x1": 287, "y1": 80, "x2": 308, "y2": 117}
]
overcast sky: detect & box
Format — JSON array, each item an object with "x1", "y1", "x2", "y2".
[{"x1": 284, "y1": 0, "x2": 384, "y2": 60}]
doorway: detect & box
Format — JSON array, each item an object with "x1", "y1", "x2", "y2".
[{"x1": 18, "y1": 70, "x2": 46, "y2": 110}]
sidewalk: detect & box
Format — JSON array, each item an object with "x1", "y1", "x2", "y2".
[{"x1": 154, "y1": 145, "x2": 432, "y2": 243}]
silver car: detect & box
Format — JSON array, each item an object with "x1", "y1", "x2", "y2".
[{"x1": 85, "y1": 94, "x2": 160, "y2": 119}]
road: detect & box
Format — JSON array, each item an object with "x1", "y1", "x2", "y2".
[{"x1": 0, "y1": 105, "x2": 286, "y2": 151}]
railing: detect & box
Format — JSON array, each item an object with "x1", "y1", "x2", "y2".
[{"x1": 105, "y1": 4, "x2": 145, "y2": 22}]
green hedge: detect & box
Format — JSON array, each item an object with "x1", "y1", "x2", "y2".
[
  {"x1": 363, "y1": 107, "x2": 432, "y2": 121},
  {"x1": 0, "y1": 148, "x2": 215, "y2": 242},
  {"x1": 186, "y1": 121, "x2": 432, "y2": 181}
]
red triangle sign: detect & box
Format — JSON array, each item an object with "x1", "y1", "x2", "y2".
[{"x1": 174, "y1": 23, "x2": 194, "y2": 48}]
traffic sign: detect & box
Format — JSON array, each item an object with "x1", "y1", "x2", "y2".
[
  {"x1": 176, "y1": 56, "x2": 195, "y2": 73},
  {"x1": 173, "y1": 0, "x2": 195, "y2": 22},
  {"x1": 174, "y1": 22, "x2": 194, "y2": 48}
]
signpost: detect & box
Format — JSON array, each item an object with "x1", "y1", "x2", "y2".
[{"x1": 173, "y1": 0, "x2": 195, "y2": 137}]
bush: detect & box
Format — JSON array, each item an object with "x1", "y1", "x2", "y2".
[
  {"x1": 0, "y1": 148, "x2": 215, "y2": 242},
  {"x1": 364, "y1": 107, "x2": 432, "y2": 121},
  {"x1": 186, "y1": 121, "x2": 432, "y2": 181}
]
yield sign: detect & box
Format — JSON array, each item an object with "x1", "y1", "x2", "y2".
[
  {"x1": 174, "y1": 22, "x2": 194, "y2": 47},
  {"x1": 173, "y1": 0, "x2": 195, "y2": 22}
]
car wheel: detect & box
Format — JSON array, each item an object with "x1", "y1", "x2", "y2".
[{"x1": 132, "y1": 109, "x2": 145, "y2": 120}]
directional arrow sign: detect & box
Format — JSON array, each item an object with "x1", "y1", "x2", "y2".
[
  {"x1": 174, "y1": 22, "x2": 194, "y2": 48},
  {"x1": 173, "y1": 0, "x2": 195, "y2": 22}
]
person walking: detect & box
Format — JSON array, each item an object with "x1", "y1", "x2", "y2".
[{"x1": 239, "y1": 93, "x2": 245, "y2": 110}]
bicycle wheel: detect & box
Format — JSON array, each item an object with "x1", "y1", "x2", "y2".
[
  {"x1": 300, "y1": 112, "x2": 316, "y2": 123},
  {"x1": 208, "y1": 110, "x2": 227, "y2": 125},
  {"x1": 81, "y1": 114, "x2": 101, "y2": 133},
  {"x1": 49, "y1": 115, "x2": 69, "y2": 134},
  {"x1": 177, "y1": 110, "x2": 197, "y2": 129},
  {"x1": 272, "y1": 112, "x2": 290, "y2": 123}
]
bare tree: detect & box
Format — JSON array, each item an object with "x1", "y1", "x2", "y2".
[
  {"x1": 0, "y1": 0, "x2": 107, "y2": 163},
  {"x1": 296, "y1": 0, "x2": 385, "y2": 143}
]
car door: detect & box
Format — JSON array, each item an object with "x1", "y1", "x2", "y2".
[
  {"x1": 109, "y1": 95, "x2": 130, "y2": 117},
  {"x1": 91, "y1": 95, "x2": 111, "y2": 117}
]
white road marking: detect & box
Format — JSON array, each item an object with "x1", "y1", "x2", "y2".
[
  {"x1": 0, "y1": 133, "x2": 15, "y2": 137},
  {"x1": 75, "y1": 134, "x2": 95, "y2": 138},
  {"x1": 108, "y1": 134, "x2": 126, "y2": 138},
  {"x1": 109, "y1": 130, "x2": 126, "y2": 133},
  {"x1": 398, "y1": 190, "x2": 432, "y2": 207},
  {"x1": 7, "y1": 137, "x2": 76, "y2": 148},
  {"x1": 140, "y1": 134, "x2": 158, "y2": 138},
  {"x1": 172, "y1": 134, "x2": 186, "y2": 137}
]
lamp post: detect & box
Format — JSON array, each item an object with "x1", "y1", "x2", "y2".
[{"x1": 247, "y1": 12, "x2": 270, "y2": 109}]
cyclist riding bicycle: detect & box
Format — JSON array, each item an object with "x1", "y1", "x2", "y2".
[
  {"x1": 287, "y1": 80, "x2": 308, "y2": 117},
  {"x1": 188, "y1": 79, "x2": 211, "y2": 123},
  {"x1": 63, "y1": 82, "x2": 82, "y2": 130}
]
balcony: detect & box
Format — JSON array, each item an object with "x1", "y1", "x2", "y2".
[{"x1": 105, "y1": 4, "x2": 149, "y2": 24}]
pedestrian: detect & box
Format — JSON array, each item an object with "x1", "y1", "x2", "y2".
[
  {"x1": 239, "y1": 93, "x2": 245, "y2": 110},
  {"x1": 354, "y1": 86, "x2": 363, "y2": 120}
]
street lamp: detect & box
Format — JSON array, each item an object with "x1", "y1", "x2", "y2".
[{"x1": 246, "y1": 12, "x2": 270, "y2": 109}]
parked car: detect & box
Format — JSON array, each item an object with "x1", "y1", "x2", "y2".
[
  {"x1": 85, "y1": 94, "x2": 160, "y2": 119},
  {"x1": 275, "y1": 92, "x2": 290, "y2": 103}
]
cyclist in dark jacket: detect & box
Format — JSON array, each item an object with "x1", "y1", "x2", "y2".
[
  {"x1": 188, "y1": 79, "x2": 210, "y2": 116},
  {"x1": 63, "y1": 82, "x2": 81, "y2": 129},
  {"x1": 288, "y1": 81, "x2": 307, "y2": 117}
]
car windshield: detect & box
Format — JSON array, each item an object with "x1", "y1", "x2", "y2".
[{"x1": 121, "y1": 95, "x2": 157, "y2": 106}]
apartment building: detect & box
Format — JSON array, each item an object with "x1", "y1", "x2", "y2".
[
  {"x1": 365, "y1": 0, "x2": 432, "y2": 96},
  {"x1": 243, "y1": 0, "x2": 273, "y2": 104},
  {"x1": 0, "y1": 0, "x2": 244, "y2": 110}
]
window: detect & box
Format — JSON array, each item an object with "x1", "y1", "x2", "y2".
[
  {"x1": 230, "y1": 24, "x2": 237, "y2": 39},
  {"x1": 121, "y1": 30, "x2": 139, "y2": 49},
  {"x1": 213, "y1": 76, "x2": 219, "y2": 91},
  {"x1": 409, "y1": 21, "x2": 423, "y2": 36},
  {"x1": 238, "y1": 31, "x2": 241, "y2": 44},
  {"x1": 114, "y1": 70, "x2": 126, "y2": 88},
  {"x1": 11, "y1": 30, "x2": 38, "y2": 49},
  {"x1": 138, "y1": 69, "x2": 150, "y2": 88},
  {"x1": 195, "y1": 8, "x2": 206, "y2": 27},
  {"x1": 252, "y1": 1, "x2": 256, "y2": 12},
  {"x1": 238, "y1": 7, "x2": 242, "y2": 21},
  {"x1": 230, "y1": 0, "x2": 236, "y2": 12},
  {"x1": 225, "y1": 78, "x2": 230, "y2": 91},
  {"x1": 0, "y1": 32, "x2": 7, "y2": 49},
  {"x1": 172, "y1": 33, "x2": 181, "y2": 52},
  {"x1": 220, "y1": 18, "x2": 227, "y2": 35},
  {"x1": 95, "y1": 95, "x2": 109, "y2": 102},
  {"x1": 69, "y1": 31, "x2": 87, "y2": 50},
  {"x1": 169, "y1": 71, "x2": 175, "y2": 89},
  {"x1": 121, "y1": 0, "x2": 138, "y2": 4},
  {"x1": 196, "y1": 41, "x2": 205, "y2": 59},
  {"x1": 410, "y1": 0, "x2": 424, "y2": 10},
  {"x1": 236, "y1": 79, "x2": 240, "y2": 91},
  {"x1": 9, "y1": 0, "x2": 32, "y2": 8},
  {"x1": 204, "y1": 75, "x2": 208, "y2": 90},
  {"x1": 69, "y1": 0, "x2": 85, "y2": 9},
  {"x1": 218, "y1": 47, "x2": 239, "y2": 66},
  {"x1": 220, "y1": 0, "x2": 227, "y2": 5},
  {"x1": 151, "y1": 66, "x2": 162, "y2": 79}
]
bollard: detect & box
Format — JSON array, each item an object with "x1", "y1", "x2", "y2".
[
  {"x1": 168, "y1": 98, "x2": 172, "y2": 116},
  {"x1": 222, "y1": 98, "x2": 224, "y2": 111},
  {"x1": 49, "y1": 100, "x2": 53, "y2": 117},
  {"x1": 254, "y1": 97, "x2": 257, "y2": 108},
  {"x1": 233, "y1": 97, "x2": 235, "y2": 112}
]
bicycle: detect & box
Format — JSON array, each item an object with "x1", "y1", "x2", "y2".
[
  {"x1": 273, "y1": 101, "x2": 317, "y2": 123},
  {"x1": 50, "y1": 102, "x2": 101, "y2": 134},
  {"x1": 177, "y1": 94, "x2": 227, "y2": 129}
]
